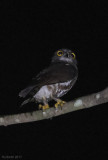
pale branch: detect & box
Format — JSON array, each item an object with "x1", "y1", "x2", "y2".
[{"x1": 0, "y1": 87, "x2": 108, "y2": 126}]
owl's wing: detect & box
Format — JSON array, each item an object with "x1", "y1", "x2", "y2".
[
  {"x1": 19, "y1": 63, "x2": 78, "y2": 98},
  {"x1": 31, "y1": 63, "x2": 78, "y2": 88}
]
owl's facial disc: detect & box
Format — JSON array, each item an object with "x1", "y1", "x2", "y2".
[
  {"x1": 58, "y1": 49, "x2": 76, "y2": 62},
  {"x1": 51, "y1": 49, "x2": 77, "y2": 65}
]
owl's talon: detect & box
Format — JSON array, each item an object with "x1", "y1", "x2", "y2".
[
  {"x1": 55, "y1": 100, "x2": 66, "y2": 108},
  {"x1": 39, "y1": 104, "x2": 42, "y2": 109},
  {"x1": 39, "y1": 104, "x2": 49, "y2": 110}
]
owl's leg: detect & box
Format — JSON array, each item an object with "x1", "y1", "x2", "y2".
[
  {"x1": 38, "y1": 97, "x2": 49, "y2": 110},
  {"x1": 53, "y1": 97, "x2": 66, "y2": 108}
]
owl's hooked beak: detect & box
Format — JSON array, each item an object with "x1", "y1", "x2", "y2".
[{"x1": 66, "y1": 53, "x2": 70, "y2": 58}]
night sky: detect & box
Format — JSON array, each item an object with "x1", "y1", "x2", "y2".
[{"x1": 0, "y1": 1, "x2": 108, "y2": 159}]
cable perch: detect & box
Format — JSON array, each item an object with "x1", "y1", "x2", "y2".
[{"x1": 0, "y1": 87, "x2": 108, "y2": 126}]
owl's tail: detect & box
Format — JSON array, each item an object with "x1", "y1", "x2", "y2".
[
  {"x1": 19, "y1": 85, "x2": 35, "y2": 98},
  {"x1": 20, "y1": 97, "x2": 35, "y2": 107}
]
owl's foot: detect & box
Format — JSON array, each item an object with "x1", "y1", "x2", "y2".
[
  {"x1": 55, "y1": 100, "x2": 66, "y2": 109},
  {"x1": 39, "y1": 104, "x2": 49, "y2": 110}
]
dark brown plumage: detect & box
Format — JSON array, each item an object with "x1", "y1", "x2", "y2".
[{"x1": 19, "y1": 49, "x2": 78, "y2": 109}]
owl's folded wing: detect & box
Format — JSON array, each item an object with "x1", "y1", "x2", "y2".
[
  {"x1": 19, "y1": 63, "x2": 78, "y2": 98},
  {"x1": 32, "y1": 63, "x2": 78, "y2": 87}
]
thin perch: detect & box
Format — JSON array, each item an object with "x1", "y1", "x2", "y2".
[{"x1": 0, "y1": 87, "x2": 108, "y2": 126}]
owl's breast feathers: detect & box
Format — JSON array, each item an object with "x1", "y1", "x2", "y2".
[{"x1": 19, "y1": 62, "x2": 78, "y2": 99}]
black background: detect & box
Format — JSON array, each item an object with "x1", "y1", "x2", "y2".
[{"x1": 0, "y1": 1, "x2": 108, "y2": 159}]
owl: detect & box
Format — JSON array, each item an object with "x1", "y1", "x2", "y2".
[{"x1": 19, "y1": 49, "x2": 78, "y2": 110}]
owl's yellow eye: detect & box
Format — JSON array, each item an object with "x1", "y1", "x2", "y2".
[
  {"x1": 71, "y1": 52, "x2": 75, "y2": 59},
  {"x1": 57, "y1": 50, "x2": 63, "y2": 56}
]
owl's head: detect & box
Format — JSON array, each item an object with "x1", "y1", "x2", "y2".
[{"x1": 51, "y1": 49, "x2": 77, "y2": 65}]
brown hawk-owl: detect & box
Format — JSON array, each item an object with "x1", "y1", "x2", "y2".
[{"x1": 19, "y1": 49, "x2": 78, "y2": 110}]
